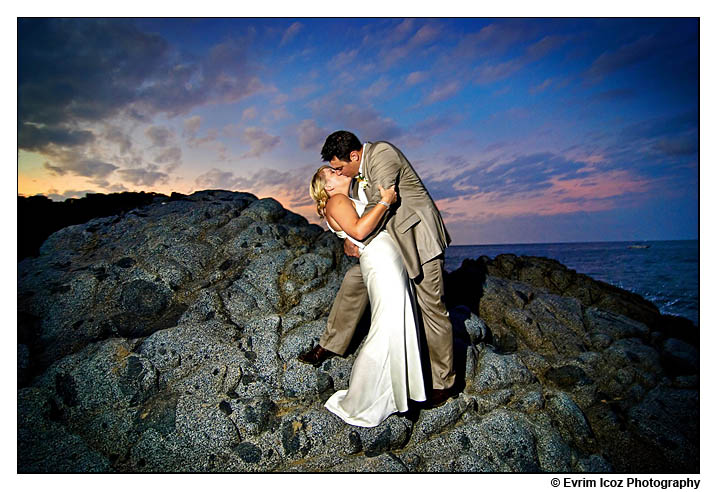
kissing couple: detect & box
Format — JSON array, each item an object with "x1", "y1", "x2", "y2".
[{"x1": 299, "y1": 130, "x2": 458, "y2": 427}]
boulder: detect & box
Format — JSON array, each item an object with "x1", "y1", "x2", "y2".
[{"x1": 17, "y1": 190, "x2": 699, "y2": 473}]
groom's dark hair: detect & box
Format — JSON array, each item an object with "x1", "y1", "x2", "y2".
[{"x1": 321, "y1": 131, "x2": 362, "y2": 162}]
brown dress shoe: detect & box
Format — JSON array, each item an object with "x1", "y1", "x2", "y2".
[
  {"x1": 298, "y1": 345, "x2": 337, "y2": 367},
  {"x1": 426, "y1": 386, "x2": 459, "y2": 409}
]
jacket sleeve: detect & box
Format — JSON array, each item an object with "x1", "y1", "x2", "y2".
[
  {"x1": 361, "y1": 143, "x2": 402, "y2": 242},
  {"x1": 365, "y1": 143, "x2": 402, "y2": 209}
]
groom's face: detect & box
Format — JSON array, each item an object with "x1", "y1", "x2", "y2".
[{"x1": 330, "y1": 150, "x2": 360, "y2": 178}]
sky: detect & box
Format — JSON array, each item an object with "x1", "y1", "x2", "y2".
[{"x1": 17, "y1": 17, "x2": 699, "y2": 245}]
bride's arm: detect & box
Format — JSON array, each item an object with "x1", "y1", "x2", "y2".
[{"x1": 326, "y1": 185, "x2": 396, "y2": 240}]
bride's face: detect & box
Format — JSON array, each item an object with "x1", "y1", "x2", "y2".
[{"x1": 323, "y1": 168, "x2": 352, "y2": 194}]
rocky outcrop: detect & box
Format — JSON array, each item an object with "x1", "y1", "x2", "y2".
[
  {"x1": 446, "y1": 256, "x2": 699, "y2": 472},
  {"x1": 475, "y1": 255, "x2": 698, "y2": 347},
  {"x1": 17, "y1": 191, "x2": 698, "y2": 472},
  {"x1": 18, "y1": 191, "x2": 171, "y2": 261}
]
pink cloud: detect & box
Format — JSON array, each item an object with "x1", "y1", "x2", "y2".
[
  {"x1": 280, "y1": 22, "x2": 303, "y2": 46},
  {"x1": 378, "y1": 21, "x2": 443, "y2": 66},
  {"x1": 361, "y1": 77, "x2": 392, "y2": 100},
  {"x1": 406, "y1": 71, "x2": 429, "y2": 86},
  {"x1": 425, "y1": 81, "x2": 461, "y2": 104},
  {"x1": 435, "y1": 169, "x2": 653, "y2": 223},
  {"x1": 530, "y1": 78, "x2": 553, "y2": 94},
  {"x1": 549, "y1": 169, "x2": 651, "y2": 201}
]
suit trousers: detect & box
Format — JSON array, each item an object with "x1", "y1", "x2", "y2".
[{"x1": 320, "y1": 257, "x2": 456, "y2": 390}]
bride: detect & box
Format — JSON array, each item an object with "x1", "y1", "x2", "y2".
[{"x1": 309, "y1": 165, "x2": 426, "y2": 427}]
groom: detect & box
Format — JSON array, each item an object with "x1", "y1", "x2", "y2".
[{"x1": 299, "y1": 130, "x2": 457, "y2": 408}]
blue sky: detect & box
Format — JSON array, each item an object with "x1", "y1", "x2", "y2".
[{"x1": 17, "y1": 17, "x2": 698, "y2": 244}]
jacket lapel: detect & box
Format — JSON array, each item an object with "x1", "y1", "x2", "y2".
[{"x1": 361, "y1": 141, "x2": 374, "y2": 183}]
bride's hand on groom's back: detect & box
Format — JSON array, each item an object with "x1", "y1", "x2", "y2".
[{"x1": 344, "y1": 238, "x2": 360, "y2": 258}]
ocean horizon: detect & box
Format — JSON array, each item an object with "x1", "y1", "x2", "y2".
[
  {"x1": 445, "y1": 239, "x2": 699, "y2": 326},
  {"x1": 447, "y1": 238, "x2": 697, "y2": 249}
]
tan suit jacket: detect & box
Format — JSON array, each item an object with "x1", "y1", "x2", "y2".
[{"x1": 356, "y1": 141, "x2": 451, "y2": 279}]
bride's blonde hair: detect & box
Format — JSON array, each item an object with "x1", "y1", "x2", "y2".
[{"x1": 309, "y1": 165, "x2": 333, "y2": 218}]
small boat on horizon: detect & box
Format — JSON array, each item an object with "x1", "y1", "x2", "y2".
[{"x1": 628, "y1": 244, "x2": 651, "y2": 249}]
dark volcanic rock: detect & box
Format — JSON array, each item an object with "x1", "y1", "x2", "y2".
[
  {"x1": 475, "y1": 254, "x2": 698, "y2": 347},
  {"x1": 482, "y1": 254, "x2": 661, "y2": 325},
  {"x1": 17, "y1": 190, "x2": 698, "y2": 473},
  {"x1": 18, "y1": 191, "x2": 168, "y2": 261}
]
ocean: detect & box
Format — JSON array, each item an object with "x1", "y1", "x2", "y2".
[{"x1": 445, "y1": 240, "x2": 699, "y2": 326}]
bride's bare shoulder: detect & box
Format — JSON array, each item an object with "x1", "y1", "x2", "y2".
[{"x1": 326, "y1": 194, "x2": 351, "y2": 209}]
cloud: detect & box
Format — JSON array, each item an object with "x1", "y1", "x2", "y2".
[
  {"x1": 524, "y1": 35, "x2": 569, "y2": 61},
  {"x1": 409, "y1": 23, "x2": 442, "y2": 45},
  {"x1": 242, "y1": 127, "x2": 281, "y2": 158},
  {"x1": 43, "y1": 161, "x2": 66, "y2": 176},
  {"x1": 653, "y1": 135, "x2": 698, "y2": 157},
  {"x1": 142, "y1": 37, "x2": 264, "y2": 110},
  {"x1": 18, "y1": 19, "x2": 264, "y2": 152},
  {"x1": 530, "y1": 78, "x2": 553, "y2": 94},
  {"x1": 45, "y1": 189, "x2": 97, "y2": 201},
  {"x1": 154, "y1": 146, "x2": 182, "y2": 165},
  {"x1": 145, "y1": 126, "x2": 173, "y2": 147},
  {"x1": 361, "y1": 77, "x2": 392, "y2": 100},
  {"x1": 453, "y1": 20, "x2": 543, "y2": 59},
  {"x1": 298, "y1": 119, "x2": 328, "y2": 151},
  {"x1": 381, "y1": 19, "x2": 416, "y2": 44},
  {"x1": 18, "y1": 19, "x2": 167, "y2": 129},
  {"x1": 43, "y1": 157, "x2": 119, "y2": 179},
  {"x1": 330, "y1": 104, "x2": 403, "y2": 142},
  {"x1": 397, "y1": 114, "x2": 461, "y2": 148},
  {"x1": 272, "y1": 93, "x2": 290, "y2": 105},
  {"x1": 183, "y1": 116, "x2": 202, "y2": 138},
  {"x1": 586, "y1": 34, "x2": 658, "y2": 81},
  {"x1": 116, "y1": 166, "x2": 169, "y2": 186},
  {"x1": 425, "y1": 81, "x2": 461, "y2": 104},
  {"x1": 329, "y1": 48, "x2": 360, "y2": 69},
  {"x1": 270, "y1": 106, "x2": 292, "y2": 121},
  {"x1": 195, "y1": 168, "x2": 245, "y2": 190},
  {"x1": 424, "y1": 152, "x2": 612, "y2": 202},
  {"x1": 434, "y1": 165, "x2": 652, "y2": 228},
  {"x1": 19, "y1": 124, "x2": 95, "y2": 152},
  {"x1": 187, "y1": 127, "x2": 220, "y2": 148},
  {"x1": 581, "y1": 23, "x2": 697, "y2": 89},
  {"x1": 443, "y1": 206, "x2": 671, "y2": 246},
  {"x1": 374, "y1": 20, "x2": 444, "y2": 67},
  {"x1": 474, "y1": 59, "x2": 524, "y2": 85},
  {"x1": 193, "y1": 165, "x2": 316, "y2": 213},
  {"x1": 474, "y1": 34, "x2": 567, "y2": 87},
  {"x1": 465, "y1": 30, "x2": 568, "y2": 86},
  {"x1": 307, "y1": 91, "x2": 404, "y2": 142},
  {"x1": 406, "y1": 71, "x2": 429, "y2": 86},
  {"x1": 291, "y1": 83, "x2": 321, "y2": 100},
  {"x1": 89, "y1": 179, "x2": 129, "y2": 192},
  {"x1": 104, "y1": 126, "x2": 133, "y2": 154},
  {"x1": 281, "y1": 22, "x2": 303, "y2": 46},
  {"x1": 108, "y1": 183, "x2": 129, "y2": 192},
  {"x1": 414, "y1": 115, "x2": 459, "y2": 138},
  {"x1": 622, "y1": 110, "x2": 697, "y2": 140},
  {"x1": 244, "y1": 164, "x2": 318, "y2": 210},
  {"x1": 485, "y1": 141, "x2": 510, "y2": 152}
]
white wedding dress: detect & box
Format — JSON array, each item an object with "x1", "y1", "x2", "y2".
[{"x1": 324, "y1": 198, "x2": 426, "y2": 427}]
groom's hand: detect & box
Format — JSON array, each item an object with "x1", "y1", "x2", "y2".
[{"x1": 344, "y1": 238, "x2": 360, "y2": 258}]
